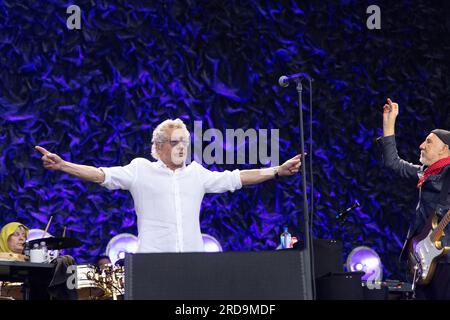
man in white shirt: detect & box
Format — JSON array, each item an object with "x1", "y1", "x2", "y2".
[{"x1": 35, "y1": 119, "x2": 301, "y2": 253}]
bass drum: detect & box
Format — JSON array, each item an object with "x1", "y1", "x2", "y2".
[{"x1": 0, "y1": 282, "x2": 23, "y2": 300}]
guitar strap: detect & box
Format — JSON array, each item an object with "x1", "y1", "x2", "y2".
[{"x1": 436, "y1": 167, "x2": 450, "y2": 217}]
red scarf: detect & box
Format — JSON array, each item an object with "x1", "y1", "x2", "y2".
[{"x1": 417, "y1": 156, "x2": 450, "y2": 188}]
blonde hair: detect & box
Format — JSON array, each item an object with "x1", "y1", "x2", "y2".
[{"x1": 151, "y1": 119, "x2": 190, "y2": 159}]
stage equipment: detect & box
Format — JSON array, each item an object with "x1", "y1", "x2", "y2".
[
  {"x1": 202, "y1": 233, "x2": 223, "y2": 252},
  {"x1": 125, "y1": 250, "x2": 313, "y2": 299},
  {"x1": 346, "y1": 246, "x2": 383, "y2": 282},
  {"x1": 28, "y1": 236, "x2": 81, "y2": 250},
  {"x1": 106, "y1": 233, "x2": 138, "y2": 265},
  {"x1": 279, "y1": 72, "x2": 315, "y2": 298},
  {"x1": 313, "y1": 239, "x2": 343, "y2": 278},
  {"x1": 27, "y1": 229, "x2": 59, "y2": 261},
  {"x1": 73, "y1": 264, "x2": 105, "y2": 300}
]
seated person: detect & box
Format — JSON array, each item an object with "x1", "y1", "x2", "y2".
[
  {"x1": 0, "y1": 222, "x2": 29, "y2": 261},
  {"x1": 0, "y1": 222, "x2": 29, "y2": 300},
  {"x1": 0, "y1": 222, "x2": 79, "y2": 300},
  {"x1": 96, "y1": 255, "x2": 112, "y2": 271}
]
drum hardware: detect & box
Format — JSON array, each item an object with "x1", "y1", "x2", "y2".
[
  {"x1": 80, "y1": 264, "x2": 125, "y2": 300},
  {"x1": 28, "y1": 237, "x2": 82, "y2": 251},
  {"x1": 73, "y1": 264, "x2": 105, "y2": 300},
  {"x1": 0, "y1": 281, "x2": 24, "y2": 300},
  {"x1": 96, "y1": 264, "x2": 125, "y2": 300}
]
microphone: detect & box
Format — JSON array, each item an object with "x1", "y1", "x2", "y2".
[
  {"x1": 278, "y1": 73, "x2": 309, "y2": 87},
  {"x1": 335, "y1": 200, "x2": 360, "y2": 220}
]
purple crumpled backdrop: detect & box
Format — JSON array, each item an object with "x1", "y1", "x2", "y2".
[{"x1": 1, "y1": 0, "x2": 449, "y2": 280}]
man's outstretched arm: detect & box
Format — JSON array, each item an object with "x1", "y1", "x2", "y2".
[
  {"x1": 35, "y1": 146, "x2": 105, "y2": 184},
  {"x1": 240, "y1": 154, "x2": 302, "y2": 186}
]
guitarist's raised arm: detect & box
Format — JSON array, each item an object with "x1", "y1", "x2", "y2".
[{"x1": 378, "y1": 98, "x2": 422, "y2": 180}]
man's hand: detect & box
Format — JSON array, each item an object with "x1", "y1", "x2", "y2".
[
  {"x1": 35, "y1": 146, "x2": 105, "y2": 183},
  {"x1": 240, "y1": 154, "x2": 303, "y2": 185},
  {"x1": 278, "y1": 154, "x2": 302, "y2": 176},
  {"x1": 383, "y1": 98, "x2": 399, "y2": 137},
  {"x1": 35, "y1": 146, "x2": 64, "y2": 170}
]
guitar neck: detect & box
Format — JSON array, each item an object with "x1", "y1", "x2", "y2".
[{"x1": 431, "y1": 210, "x2": 450, "y2": 242}]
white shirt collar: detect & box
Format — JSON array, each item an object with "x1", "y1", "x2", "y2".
[{"x1": 156, "y1": 159, "x2": 186, "y2": 171}]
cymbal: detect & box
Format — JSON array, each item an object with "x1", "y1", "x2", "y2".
[{"x1": 28, "y1": 237, "x2": 82, "y2": 250}]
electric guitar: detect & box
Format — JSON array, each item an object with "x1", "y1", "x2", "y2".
[{"x1": 407, "y1": 209, "x2": 450, "y2": 285}]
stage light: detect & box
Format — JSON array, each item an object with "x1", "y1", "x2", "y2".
[
  {"x1": 346, "y1": 246, "x2": 383, "y2": 281},
  {"x1": 106, "y1": 233, "x2": 138, "y2": 265},
  {"x1": 202, "y1": 234, "x2": 222, "y2": 252}
]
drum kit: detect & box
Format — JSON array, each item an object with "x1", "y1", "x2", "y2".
[
  {"x1": 1, "y1": 233, "x2": 132, "y2": 300},
  {"x1": 72, "y1": 263, "x2": 125, "y2": 300},
  {"x1": 0, "y1": 263, "x2": 125, "y2": 300},
  {"x1": 1, "y1": 217, "x2": 137, "y2": 300}
]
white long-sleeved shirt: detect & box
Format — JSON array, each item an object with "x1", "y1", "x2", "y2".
[{"x1": 99, "y1": 158, "x2": 242, "y2": 253}]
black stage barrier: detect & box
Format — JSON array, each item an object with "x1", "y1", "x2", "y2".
[{"x1": 125, "y1": 250, "x2": 313, "y2": 300}]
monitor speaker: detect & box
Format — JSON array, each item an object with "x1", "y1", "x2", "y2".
[{"x1": 125, "y1": 250, "x2": 313, "y2": 300}]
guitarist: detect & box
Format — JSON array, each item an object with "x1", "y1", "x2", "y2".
[{"x1": 380, "y1": 97, "x2": 450, "y2": 299}]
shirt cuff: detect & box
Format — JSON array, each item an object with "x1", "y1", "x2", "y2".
[
  {"x1": 99, "y1": 167, "x2": 111, "y2": 187},
  {"x1": 232, "y1": 169, "x2": 242, "y2": 191}
]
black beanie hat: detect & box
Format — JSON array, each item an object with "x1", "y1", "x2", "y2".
[{"x1": 431, "y1": 129, "x2": 450, "y2": 146}]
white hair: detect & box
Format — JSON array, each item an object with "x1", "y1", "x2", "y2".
[{"x1": 151, "y1": 119, "x2": 190, "y2": 160}]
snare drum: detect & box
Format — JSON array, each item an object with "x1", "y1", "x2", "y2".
[{"x1": 74, "y1": 264, "x2": 105, "y2": 300}]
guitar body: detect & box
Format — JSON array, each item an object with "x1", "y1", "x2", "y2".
[{"x1": 407, "y1": 212, "x2": 450, "y2": 285}]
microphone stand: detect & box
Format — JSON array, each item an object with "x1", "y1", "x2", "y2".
[
  {"x1": 334, "y1": 201, "x2": 360, "y2": 238},
  {"x1": 295, "y1": 79, "x2": 315, "y2": 300}
]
